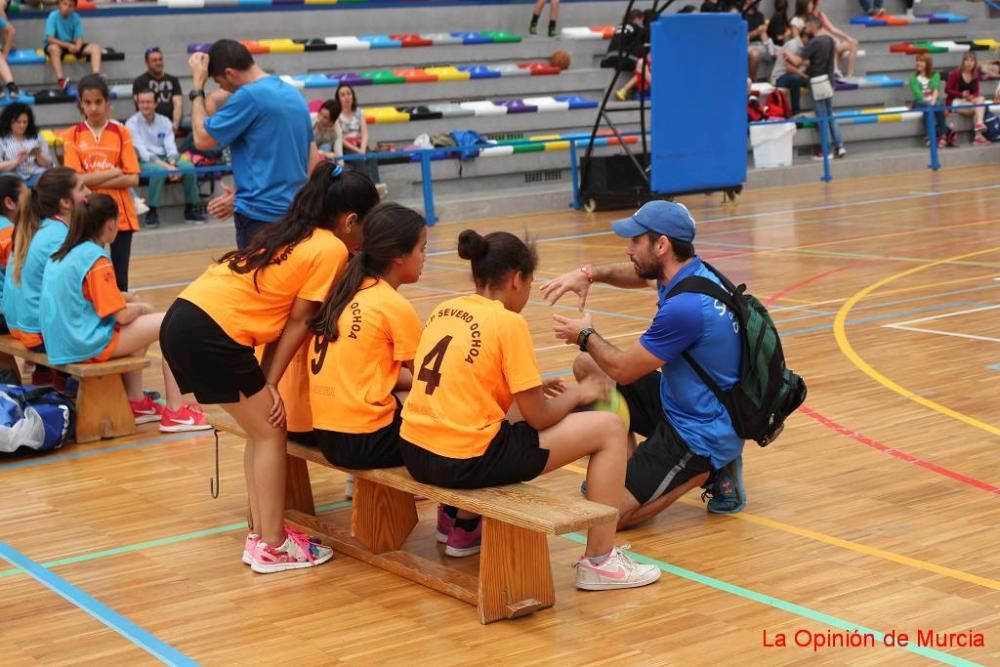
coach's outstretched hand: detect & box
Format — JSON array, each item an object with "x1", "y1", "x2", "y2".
[
  {"x1": 540, "y1": 267, "x2": 590, "y2": 309},
  {"x1": 552, "y1": 310, "x2": 593, "y2": 346}
]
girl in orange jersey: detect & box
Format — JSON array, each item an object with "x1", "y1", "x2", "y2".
[
  {"x1": 307, "y1": 202, "x2": 426, "y2": 470},
  {"x1": 400, "y1": 230, "x2": 660, "y2": 591},
  {"x1": 160, "y1": 166, "x2": 379, "y2": 574}
]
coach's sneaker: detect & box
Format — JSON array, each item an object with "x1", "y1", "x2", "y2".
[
  {"x1": 242, "y1": 533, "x2": 260, "y2": 565},
  {"x1": 159, "y1": 403, "x2": 212, "y2": 432},
  {"x1": 703, "y1": 455, "x2": 746, "y2": 514},
  {"x1": 445, "y1": 516, "x2": 481, "y2": 557},
  {"x1": 130, "y1": 395, "x2": 164, "y2": 425},
  {"x1": 436, "y1": 504, "x2": 457, "y2": 544},
  {"x1": 574, "y1": 546, "x2": 661, "y2": 591},
  {"x1": 250, "y1": 527, "x2": 334, "y2": 574}
]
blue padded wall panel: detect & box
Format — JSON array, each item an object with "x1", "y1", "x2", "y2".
[{"x1": 651, "y1": 14, "x2": 747, "y2": 194}]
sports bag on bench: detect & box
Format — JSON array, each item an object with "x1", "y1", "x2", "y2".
[
  {"x1": 0, "y1": 385, "x2": 75, "y2": 454},
  {"x1": 665, "y1": 262, "x2": 807, "y2": 447}
]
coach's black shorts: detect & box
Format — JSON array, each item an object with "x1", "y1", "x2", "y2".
[
  {"x1": 314, "y1": 400, "x2": 404, "y2": 469},
  {"x1": 618, "y1": 371, "x2": 712, "y2": 505},
  {"x1": 401, "y1": 420, "x2": 549, "y2": 489},
  {"x1": 160, "y1": 298, "x2": 266, "y2": 405}
]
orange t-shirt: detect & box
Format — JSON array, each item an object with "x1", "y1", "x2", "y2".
[
  {"x1": 82, "y1": 257, "x2": 124, "y2": 360},
  {"x1": 309, "y1": 278, "x2": 422, "y2": 434},
  {"x1": 0, "y1": 224, "x2": 13, "y2": 271},
  {"x1": 400, "y1": 294, "x2": 542, "y2": 459},
  {"x1": 61, "y1": 121, "x2": 140, "y2": 232},
  {"x1": 280, "y1": 340, "x2": 314, "y2": 434},
  {"x1": 179, "y1": 229, "x2": 349, "y2": 348}
]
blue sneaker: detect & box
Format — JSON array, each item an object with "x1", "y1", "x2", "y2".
[{"x1": 703, "y1": 455, "x2": 746, "y2": 514}]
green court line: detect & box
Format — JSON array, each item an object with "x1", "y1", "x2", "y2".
[
  {"x1": 0, "y1": 501, "x2": 352, "y2": 579},
  {"x1": 561, "y1": 533, "x2": 982, "y2": 667}
]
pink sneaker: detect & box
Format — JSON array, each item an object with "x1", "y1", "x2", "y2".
[
  {"x1": 160, "y1": 403, "x2": 212, "y2": 432},
  {"x1": 242, "y1": 533, "x2": 259, "y2": 565},
  {"x1": 130, "y1": 395, "x2": 164, "y2": 425},
  {"x1": 436, "y1": 504, "x2": 455, "y2": 544},
  {"x1": 444, "y1": 516, "x2": 481, "y2": 558},
  {"x1": 975, "y1": 134, "x2": 991, "y2": 145},
  {"x1": 250, "y1": 526, "x2": 334, "y2": 574}
]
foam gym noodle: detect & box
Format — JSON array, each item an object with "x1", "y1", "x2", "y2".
[
  {"x1": 457, "y1": 65, "x2": 501, "y2": 79},
  {"x1": 480, "y1": 31, "x2": 521, "y2": 43},
  {"x1": 560, "y1": 26, "x2": 605, "y2": 40},
  {"x1": 495, "y1": 99, "x2": 539, "y2": 114},
  {"x1": 555, "y1": 95, "x2": 600, "y2": 110},
  {"x1": 278, "y1": 75, "x2": 305, "y2": 89},
  {"x1": 394, "y1": 68, "x2": 437, "y2": 83},
  {"x1": 324, "y1": 36, "x2": 369, "y2": 50},
  {"x1": 399, "y1": 106, "x2": 443, "y2": 121},
  {"x1": 338, "y1": 72, "x2": 374, "y2": 86},
  {"x1": 523, "y1": 97, "x2": 570, "y2": 112},
  {"x1": 9, "y1": 50, "x2": 46, "y2": 66},
  {"x1": 0, "y1": 93, "x2": 35, "y2": 106},
  {"x1": 392, "y1": 34, "x2": 434, "y2": 47},
  {"x1": 359, "y1": 35, "x2": 402, "y2": 49},
  {"x1": 238, "y1": 39, "x2": 269, "y2": 54},
  {"x1": 426, "y1": 102, "x2": 475, "y2": 118},
  {"x1": 368, "y1": 70, "x2": 406, "y2": 84},
  {"x1": 307, "y1": 99, "x2": 324, "y2": 113},
  {"x1": 421, "y1": 32, "x2": 463, "y2": 45},
  {"x1": 518, "y1": 62, "x2": 561, "y2": 76},
  {"x1": 365, "y1": 107, "x2": 411, "y2": 124},
  {"x1": 451, "y1": 32, "x2": 492, "y2": 45},
  {"x1": 460, "y1": 100, "x2": 507, "y2": 116},
  {"x1": 296, "y1": 38, "x2": 338, "y2": 52},
  {"x1": 258, "y1": 38, "x2": 304, "y2": 53},
  {"x1": 974, "y1": 38, "x2": 1000, "y2": 49},
  {"x1": 424, "y1": 67, "x2": 470, "y2": 82},
  {"x1": 493, "y1": 63, "x2": 530, "y2": 77}
]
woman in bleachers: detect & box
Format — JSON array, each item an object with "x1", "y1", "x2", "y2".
[
  {"x1": 334, "y1": 84, "x2": 384, "y2": 194},
  {"x1": 946, "y1": 53, "x2": 990, "y2": 146},
  {"x1": 790, "y1": 0, "x2": 811, "y2": 37},
  {"x1": 909, "y1": 54, "x2": 948, "y2": 148},
  {"x1": 811, "y1": 0, "x2": 858, "y2": 78},
  {"x1": 768, "y1": 0, "x2": 792, "y2": 47},
  {"x1": 0, "y1": 104, "x2": 52, "y2": 187},
  {"x1": 313, "y1": 99, "x2": 343, "y2": 162}
]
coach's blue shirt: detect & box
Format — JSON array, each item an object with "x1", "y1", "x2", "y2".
[
  {"x1": 204, "y1": 76, "x2": 312, "y2": 223},
  {"x1": 639, "y1": 256, "x2": 744, "y2": 469}
]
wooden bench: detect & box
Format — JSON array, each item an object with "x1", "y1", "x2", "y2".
[
  {"x1": 212, "y1": 417, "x2": 618, "y2": 624},
  {"x1": 0, "y1": 335, "x2": 150, "y2": 443}
]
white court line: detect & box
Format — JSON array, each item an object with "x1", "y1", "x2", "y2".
[
  {"x1": 884, "y1": 325, "x2": 1000, "y2": 344},
  {"x1": 886, "y1": 304, "x2": 1000, "y2": 327},
  {"x1": 534, "y1": 329, "x2": 646, "y2": 353}
]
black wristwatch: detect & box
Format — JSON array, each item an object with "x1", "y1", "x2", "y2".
[
  {"x1": 189, "y1": 89, "x2": 206, "y2": 102},
  {"x1": 577, "y1": 327, "x2": 596, "y2": 352}
]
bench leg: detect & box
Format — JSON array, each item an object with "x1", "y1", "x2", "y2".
[
  {"x1": 285, "y1": 454, "x2": 315, "y2": 515},
  {"x1": 75, "y1": 374, "x2": 135, "y2": 443},
  {"x1": 350, "y1": 477, "x2": 417, "y2": 553},
  {"x1": 477, "y1": 519, "x2": 555, "y2": 624}
]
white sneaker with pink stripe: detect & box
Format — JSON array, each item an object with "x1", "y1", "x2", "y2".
[{"x1": 249, "y1": 527, "x2": 334, "y2": 574}]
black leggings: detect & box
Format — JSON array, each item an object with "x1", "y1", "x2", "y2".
[{"x1": 110, "y1": 230, "x2": 133, "y2": 292}]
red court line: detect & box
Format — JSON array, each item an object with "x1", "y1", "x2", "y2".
[{"x1": 765, "y1": 260, "x2": 1000, "y2": 496}]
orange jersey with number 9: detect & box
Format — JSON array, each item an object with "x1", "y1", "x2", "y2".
[{"x1": 400, "y1": 294, "x2": 542, "y2": 459}]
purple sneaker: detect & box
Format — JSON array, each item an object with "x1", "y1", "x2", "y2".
[
  {"x1": 445, "y1": 516, "x2": 481, "y2": 557},
  {"x1": 436, "y1": 504, "x2": 455, "y2": 544}
]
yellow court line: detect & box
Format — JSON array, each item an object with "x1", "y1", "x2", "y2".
[
  {"x1": 560, "y1": 464, "x2": 1000, "y2": 591},
  {"x1": 834, "y1": 246, "x2": 1000, "y2": 439}
]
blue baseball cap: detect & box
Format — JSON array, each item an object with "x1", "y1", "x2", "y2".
[{"x1": 610, "y1": 200, "x2": 696, "y2": 243}]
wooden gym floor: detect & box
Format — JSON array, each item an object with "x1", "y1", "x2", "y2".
[{"x1": 1, "y1": 166, "x2": 998, "y2": 666}]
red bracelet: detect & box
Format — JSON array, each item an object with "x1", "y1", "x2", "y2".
[{"x1": 580, "y1": 265, "x2": 594, "y2": 283}]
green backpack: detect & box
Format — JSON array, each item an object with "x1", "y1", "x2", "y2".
[{"x1": 665, "y1": 262, "x2": 807, "y2": 447}]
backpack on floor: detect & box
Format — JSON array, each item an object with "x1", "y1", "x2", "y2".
[
  {"x1": 0, "y1": 385, "x2": 75, "y2": 455},
  {"x1": 984, "y1": 111, "x2": 1000, "y2": 143},
  {"x1": 665, "y1": 263, "x2": 807, "y2": 447}
]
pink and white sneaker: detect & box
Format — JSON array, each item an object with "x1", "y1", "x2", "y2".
[
  {"x1": 242, "y1": 533, "x2": 259, "y2": 565},
  {"x1": 436, "y1": 504, "x2": 455, "y2": 544},
  {"x1": 130, "y1": 395, "x2": 164, "y2": 425},
  {"x1": 574, "y1": 545, "x2": 661, "y2": 591},
  {"x1": 160, "y1": 403, "x2": 212, "y2": 432},
  {"x1": 444, "y1": 516, "x2": 481, "y2": 558},
  {"x1": 249, "y1": 526, "x2": 334, "y2": 574}
]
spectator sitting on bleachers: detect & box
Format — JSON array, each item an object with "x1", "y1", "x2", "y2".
[
  {"x1": 858, "y1": 1, "x2": 915, "y2": 19},
  {"x1": 335, "y1": 83, "x2": 384, "y2": 195},
  {"x1": 909, "y1": 54, "x2": 948, "y2": 148},
  {"x1": 790, "y1": 0, "x2": 810, "y2": 37},
  {"x1": 314, "y1": 99, "x2": 342, "y2": 161},
  {"x1": 0, "y1": 103, "x2": 52, "y2": 186},
  {"x1": 615, "y1": 54, "x2": 650, "y2": 101},
  {"x1": 811, "y1": 0, "x2": 857, "y2": 79},
  {"x1": 132, "y1": 47, "x2": 183, "y2": 131},
  {"x1": 126, "y1": 89, "x2": 207, "y2": 228},
  {"x1": 601, "y1": 9, "x2": 645, "y2": 71},
  {"x1": 946, "y1": 52, "x2": 990, "y2": 146},
  {"x1": 768, "y1": 0, "x2": 792, "y2": 47},
  {"x1": 744, "y1": 0, "x2": 773, "y2": 82},
  {"x1": 44, "y1": 0, "x2": 103, "y2": 90},
  {"x1": 770, "y1": 34, "x2": 807, "y2": 115}
]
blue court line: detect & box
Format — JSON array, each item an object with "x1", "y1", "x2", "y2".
[
  {"x1": 560, "y1": 534, "x2": 981, "y2": 667},
  {"x1": 0, "y1": 540, "x2": 199, "y2": 666},
  {"x1": 0, "y1": 432, "x2": 209, "y2": 473}
]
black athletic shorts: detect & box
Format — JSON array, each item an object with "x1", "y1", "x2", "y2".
[
  {"x1": 618, "y1": 371, "x2": 713, "y2": 505},
  {"x1": 160, "y1": 298, "x2": 266, "y2": 404},
  {"x1": 401, "y1": 420, "x2": 550, "y2": 489},
  {"x1": 313, "y1": 399, "x2": 404, "y2": 469},
  {"x1": 55, "y1": 42, "x2": 91, "y2": 60}
]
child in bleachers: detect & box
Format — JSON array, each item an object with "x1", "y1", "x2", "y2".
[
  {"x1": 307, "y1": 202, "x2": 425, "y2": 472},
  {"x1": 529, "y1": 0, "x2": 559, "y2": 37},
  {"x1": 314, "y1": 99, "x2": 343, "y2": 162},
  {"x1": 398, "y1": 230, "x2": 660, "y2": 590},
  {"x1": 159, "y1": 167, "x2": 379, "y2": 573},
  {"x1": 335, "y1": 84, "x2": 383, "y2": 194},
  {"x1": 614, "y1": 54, "x2": 650, "y2": 101},
  {"x1": 44, "y1": 0, "x2": 104, "y2": 90},
  {"x1": 0, "y1": 174, "x2": 26, "y2": 334},
  {"x1": 2, "y1": 167, "x2": 86, "y2": 387},
  {"x1": 946, "y1": 53, "x2": 990, "y2": 146},
  {"x1": 39, "y1": 194, "x2": 211, "y2": 431},
  {"x1": 62, "y1": 74, "x2": 140, "y2": 292}
]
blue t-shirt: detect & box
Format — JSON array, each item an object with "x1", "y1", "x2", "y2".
[
  {"x1": 44, "y1": 10, "x2": 84, "y2": 46},
  {"x1": 203, "y1": 76, "x2": 313, "y2": 223},
  {"x1": 639, "y1": 257, "x2": 743, "y2": 469}
]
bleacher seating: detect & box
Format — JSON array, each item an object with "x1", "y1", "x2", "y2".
[
  {"x1": 890, "y1": 38, "x2": 1000, "y2": 53},
  {"x1": 850, "y1": 12, "x2": 969, "y2": 26},
  {"x1": 187, "y1": 31, "x2": 521, "y2": 54},
  {"x1": 8, "y1": 47, "x2": 125, "y2": 67}
]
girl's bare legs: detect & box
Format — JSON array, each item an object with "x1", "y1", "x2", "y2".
[{"x1": 111, "y1": 312, "x2": 184, "y2": 411}]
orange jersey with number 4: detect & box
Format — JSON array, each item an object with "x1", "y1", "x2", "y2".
[{"x1": 400, "y1": 294, "x2": 542, "y2": 459}]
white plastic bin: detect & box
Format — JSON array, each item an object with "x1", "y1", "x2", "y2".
[{"x1": 750, "y1": 123, "x2": 796, "y2": 169}]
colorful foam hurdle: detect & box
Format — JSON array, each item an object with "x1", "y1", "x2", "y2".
[
  {"x1": 850, "y1": 12, "x2": 969, "y2": 26},
  {"x1": 290, "y1": 61, "x2": 563, "y2": 89},
  {"x1": 187, "y1": 30, "x2": 521, "y2": 54}
]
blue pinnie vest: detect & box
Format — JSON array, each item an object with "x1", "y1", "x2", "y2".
[{"x1": 2, "y1": 217, "x2": 69, "y2": 335}]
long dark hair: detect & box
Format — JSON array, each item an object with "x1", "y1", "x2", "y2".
[
  {"x1": 334, "y1": 83, "x2": 358, "y2": 115},
  {"x1": 52, "y1": 194, "x2": 118, "y2": 262},
  {"x1": 0, "y1": 174, "x2": 24, "y2": 220},
  {"x1": 12, "y1": 167, "x2": 77, "y2": 284},
  {"x1": 0, "y1": 103, "x2": 39, "y2": 139},
  {"x1": 217, "y1": 166, "x2": 379, "y2": 289},
  {"x1": 456, "y1": 230, "x2": 537, "y2": 289},
  {"x1": 311, "y1": 202, "x2": 425, "y2": 340}
]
